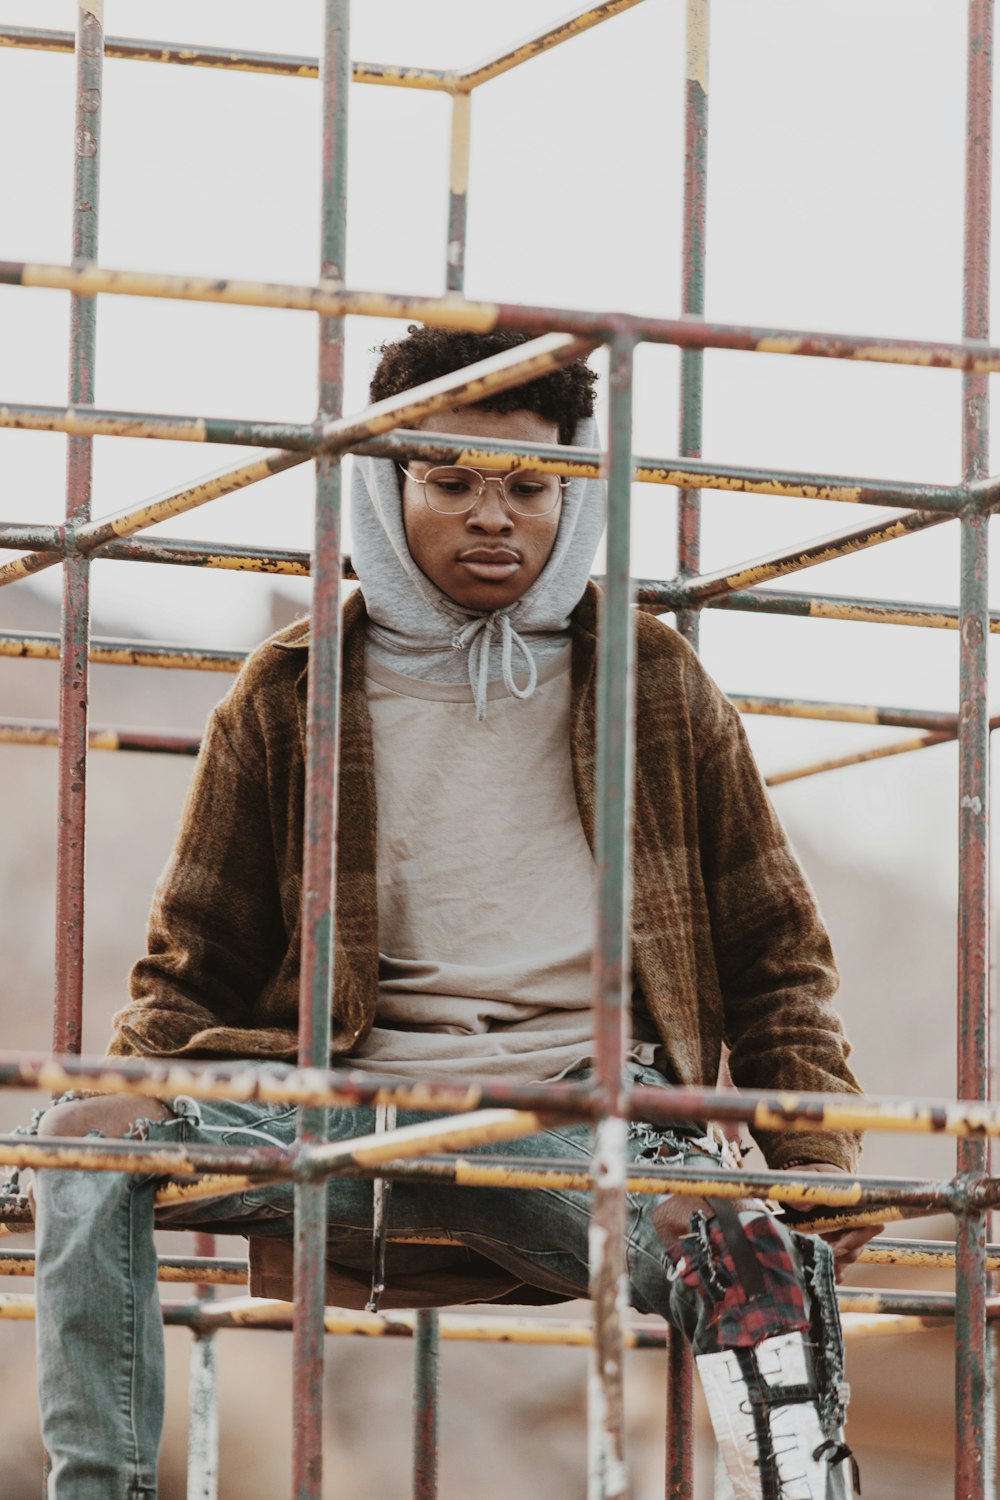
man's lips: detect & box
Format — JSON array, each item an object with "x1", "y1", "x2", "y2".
[{"x1": 457, "y1": 548, "x2": 521, "y2": 581}]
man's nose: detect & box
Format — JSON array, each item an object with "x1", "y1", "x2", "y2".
[{"x1": 466, "y1": 480, "x2": 513, "y2": 531}]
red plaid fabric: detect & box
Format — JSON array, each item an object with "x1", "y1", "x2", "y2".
[{"x1": 669, "y1": 1212, "x2": 809, "y2": 1349}]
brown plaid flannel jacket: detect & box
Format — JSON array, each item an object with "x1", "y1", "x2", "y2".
[{"x1": 109, "y1": 583, "x2": 862, "y2": 1172}]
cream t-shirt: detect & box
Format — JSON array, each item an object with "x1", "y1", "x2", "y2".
[{"x1": 347, "y1": 646, "x2": 662, "y2": 1082}]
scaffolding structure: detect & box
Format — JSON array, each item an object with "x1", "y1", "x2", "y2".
[{"x1": 0, "y1": 1, "x2": 998, "y2": 1496}]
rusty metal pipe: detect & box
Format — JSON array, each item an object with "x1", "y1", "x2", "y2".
[
  {"x1": 53, "y1": 0, "x2": 103, "y2": 1056},
  {"x1": 0, "y1": 24, "x2": 454, "y2": 88},
  {"x1": 0, "y1": 719, "x2": 199, "y2": 755},
  {"x1": 955, "y1": 3, "x2": 995, "y2": 1493},
  {"x1": 12, "y1": 259, "x2": 1000, "y2": 371},
  {"x1": 675, "y1": 0, "x2": 709, "y2": 651},
  {"x1": 412, "y1": 1309, "x2": 440, "y2": 1500},
  {"x1": 0, "y1": 3, "x2": 649, "y2": 92},
  {"x1": 4, "y1": 1235, "x2": 992, "y2": 1282},
  {"x1": 10, "y1": 1053, "x2": 1000, "y2": 1141}
]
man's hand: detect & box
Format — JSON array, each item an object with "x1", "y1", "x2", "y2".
[{"x1": 785, "y1": 1162, "x2": 884, "y2": 1281}]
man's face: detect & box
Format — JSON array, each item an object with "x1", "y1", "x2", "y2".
[{"x1": 401, "y1": 406, "x2": 563, "y2": 611}]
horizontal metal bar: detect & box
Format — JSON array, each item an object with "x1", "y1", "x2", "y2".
[
  {"x1": 765, "y1": 731, "x2": 956, "y2": 787},
  {"x1": 731, "y1": 694, "x2": 959, "y2": 732},
  {"x1": 1, "y1": 633, "x2": 966, "y2": 748},
  {"x1": 860, "y1": 1238, "x2": 1000, "y2": 1271},
  {"x1": 2, "y1": 1235, "x2": 984, "y2": 1281},
  {"x1": 0, "y1": 399, "x2": 315, "y2": 449},
  {"x1": 0, "y1": 1248, "x2": 248, "y2": 1282},
  {"x1": 839, "y1": 1314, "x2": 949, "y2": 1339},
  {"x1": 1, "y1": 337, "x2": 595, "y2": 467},
  {"x1": 8, "y1": 261, "x2": 1000, "y2": 377},
  {"x1": 98, "y1": 536, "x2": 314, "y2": 575},
  {"x1": 0, "y1": 1292, "x2": 968, "y2": 1338},
  {"x1": 330, "y1": 1154, "x2": 957, "y2": 1214},
  {"x1": 0, "y1": 1293, "x2": 674, "y2": 1343},
  {"x1": 0, "y1": 1134, "x2": 293, "y2": 1179},
  {"x1": 0, "y1": 2, "x2": 650, "y2": 96},
  {"x1": 1, "y1": 1135, "x2": 953, "y2": 1219},
  {"x1": 0, "y1": 523, "x2": 62, "y2": 551},
  {"x1": 0, "y1": 630, "x2": 244, "y2": 672},
  {"x1": 685, "y1": 586, "x2": 1000, "y2": 633},
  {"x1": 837, "y1": 1287, "x2": 976, "y2": 1317},
  {"x1": 7, "y1": 1052, "x2": 1000, "y2": 1144},
  {"x1": 663, "y1": 510, "x2": 953, "y2": 606},
  {"x1": 0, "y1": 25, "x2": 454, "y2": 90},
  {"x1": 455, "y1": 1, "x2": 648, "y2": 89},
  {"x1": 0, "y1": 452, "x2": 307, "y2": 591},
  {"x1": 0, "y1": 718, "x2": 199, "y2": 754},
  {"x1": 356, "y1": 430, "x2": 964, "y2": 511}
]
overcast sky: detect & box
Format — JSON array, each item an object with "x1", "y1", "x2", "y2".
[{"x1": 0, "y1": 0, "x2": 995, "y2": 899}]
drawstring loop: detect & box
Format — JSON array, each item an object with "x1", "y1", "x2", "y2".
[{"x1": 452, "y1": 612, "x2": 538, "y2": 720}]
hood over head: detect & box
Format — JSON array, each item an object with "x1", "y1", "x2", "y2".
[{"x1": 350, "y1": 416, "x2": 605, "y2": 717}]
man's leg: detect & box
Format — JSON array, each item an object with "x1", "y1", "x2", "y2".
[
  {"x1": 32, "y1": 1090, "x2": 298, "y2": 1500},
  {"x1": 263, "y1": 1100, "x2": 853, "y2": 1500},
  {"x1": 34, "y1": 1095, "x2": 172, "y2": 1500},
  {"x1": 660, "y1": 1207, "x2": 856, "y2": 1500}
]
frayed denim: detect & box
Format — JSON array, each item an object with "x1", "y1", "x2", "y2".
[{"x1": 29, "y1": 1062, "x2": 830, "y2": 1498}]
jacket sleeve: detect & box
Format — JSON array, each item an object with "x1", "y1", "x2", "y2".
[
  {"x1": 690, "y1": 658, "x2": 863, "y2": 1172},
  {"x1": 107, "y1": 695, "x2": 286, "y2": 1058}
]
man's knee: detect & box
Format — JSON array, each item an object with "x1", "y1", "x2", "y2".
[
  {"x1": 30, "y1": 1096, "x2": 171, "y2": 1224},
  {"x1": 650, "y1": 1192, "x2": 761, "y2": 1252},
  {"x1": 36, "y1": 1095, "x2": 170, "y2": 1141}
]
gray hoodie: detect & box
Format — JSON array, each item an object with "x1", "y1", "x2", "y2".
[{"x1": 350, "y1": 417, "x2": 605, "y2": 718}]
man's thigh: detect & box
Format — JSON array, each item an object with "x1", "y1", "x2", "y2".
[
  {"x1": 145, "y1": 1082, "x2": 730, "y2": 1317},
  {"x1": 150, "y1": 1096, "x2": 379, "y2": 1235}
]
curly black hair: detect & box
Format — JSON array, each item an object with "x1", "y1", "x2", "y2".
[{"x1": 369, "y1": 326, "x2": 597, "y2": 445}]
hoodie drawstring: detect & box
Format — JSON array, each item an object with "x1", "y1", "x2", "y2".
[{"x1": 452, "y1": 612, "x2": 539, "y2": 721}]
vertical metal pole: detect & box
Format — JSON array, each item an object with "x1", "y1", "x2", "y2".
[
  {"x1": 446, "y1": 91, "x2": 471, "y2": 294},
  {"x1": 187, "y1": 1234, "x2": 219, "y2": 1500},
  {"x1": 588, "y1": 333, "x2": 636, "y2": 1500},
  {"x1": 666, "y1": 4, "x2": 709, "y2": 1485},
  {"x1": 957, "y1": 5, "x2": 994, "y2": 1498},
  {"x1": 54, "y1": 0, "x2": 103, "y2": 1054},
  {"x1": 675, "y1": 0, "x2": 709, "y2": 651},
  {"x1": 664, "y1": 1325, "x2": 694, "y2": 1499},
  {"x1": 292, "y1": 2, "x2": 349, "y2": 1496},
  {"x1": 412, "y1": 1308, "x2": 440, "y2": 1500}
]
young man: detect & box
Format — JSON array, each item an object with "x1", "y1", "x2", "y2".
[{"x1": 32, "y1": 327, "x2": 875, "y2": 1499}]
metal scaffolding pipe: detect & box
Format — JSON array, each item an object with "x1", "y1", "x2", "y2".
[
  {"x1": 2, "y1": 1235, "x2": 995, "y2": 1283},
  {"x1": 675, "y1": 0, "x2": 709, "y2": 651},
  {"x1": 11, "y1": 1052, "x2": 1000, "y2": 1142},
  {"x1": 686, "y1": 585, "x2": 1000, "y2": 633},
  {"x1": 765, "y1": 731, "x2": 957, "y2": 788},
  {"x1": 0, "y1": 3, "x2": 648, "y2": 92},
  {"x1": 956, "y1": 2, "x2": 996, "y2": 1494},
  {"x1": 588, "y1": 334, "x2": 637, "y2": 1500},
  {"x1": 412, "y1": 1309, "x2": 440, "y2": 1500},
  {"x1": 292, "y1": 6, "x2": 349, "y2": 1489},
  {"x1": 53, "y1": 0, "x2": 103, "y2": 1056},
  {"x1": 12, "y1": 258, "x2": 1000, "y2": 371}
]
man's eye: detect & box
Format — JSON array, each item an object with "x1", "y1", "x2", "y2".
[
  {"x1": 510, "y1": 482, "x2": 546, "y2": 497},
  {"x1": 435, "y1": 480, "x2": 473, "y2": 495}
]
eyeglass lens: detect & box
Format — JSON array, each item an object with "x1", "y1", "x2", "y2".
[
  {"x1": 416, "y1": 465, "x2": 563, "y2": 519},
  {"x1": 420, "y1": 466, "x2": 563, "y2": 517}
]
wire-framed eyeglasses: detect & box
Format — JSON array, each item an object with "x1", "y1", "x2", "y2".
[{"x1": 401, "y1": 464, "x2": 568, "y2": 518}]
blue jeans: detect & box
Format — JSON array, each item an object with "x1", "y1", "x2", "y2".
[{"x1": 32, "y1": 1062, "x2": 831, "y2": 1499}]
